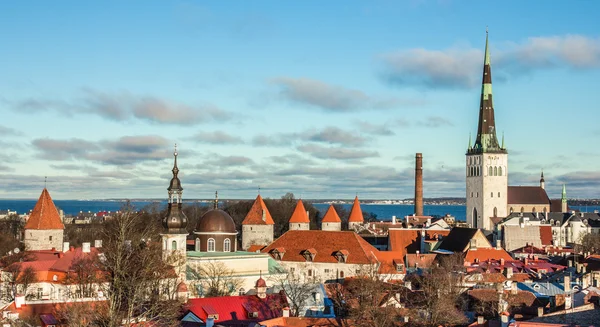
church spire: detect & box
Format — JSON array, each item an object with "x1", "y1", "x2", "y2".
[
  {"x1": 163, "y1": 144, "x2": 187, "y2": 234},
  {"x1": 471, "y1": 29, "x2": 505, "y2": 154}
]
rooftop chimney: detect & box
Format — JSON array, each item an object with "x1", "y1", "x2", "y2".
[
  {"x1": 82, "y1": 242, "x2": 91, "y2": 253},
  {"x1": 63, "y1": 242, "x2": 70, "y2": 253},
  {"x1": 414, "y1": 153, "x2": 423, "y2": 216}
]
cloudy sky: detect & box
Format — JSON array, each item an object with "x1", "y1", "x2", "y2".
[{"x1": 1, "y1": 1, "x2": 599, "y2": 200}]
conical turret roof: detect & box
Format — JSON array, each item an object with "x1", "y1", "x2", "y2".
[
  {"x1": 289, "y1": 199, "x2": 310, "y2": 223},
  {"x1": 242, "y1": 195, "x2": 274, "y2": 225},
  {"x1": 24, "y1": 188, "x2": 64, "y2": 230},
  {"x1": 348, "y1": 196, "x2": 364, "y2": 223},
  {"x1": 322, "y1": 204, "x2": 341, "y2": 223}
]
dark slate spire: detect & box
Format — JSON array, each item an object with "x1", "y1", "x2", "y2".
[
  {"x1": 470, "y1": 29, "x2": 506, "y2": 154},
  {"x1": 163, "y1": 144, "x2": 188, "y2": 234}
]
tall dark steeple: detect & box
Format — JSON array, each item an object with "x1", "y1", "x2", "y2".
[
  {"x1": 163, "y1": 144, "x2": 188, "y2": 234},
  {"x1": 468, "y1": 29, "x2": 506, "y2": 154}
]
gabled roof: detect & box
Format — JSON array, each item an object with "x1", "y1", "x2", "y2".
[
  {"x1": 539, "y1": 225, "x2": 553, "y2": 245},
  {"x1": 259, "y1": 317, "x2": 350, "y2": 327},
  {"x1": 321, "y1": 205, "x2": 341, "y2": 223},
  {"x1": 405, "y1": 253, "x2": 437, "y2": 269},
  {"x1": 242, "y1": 195, "x2": 274, "y2": 225},
  {"x1": 348, "y1": 196, "x2": 363, "y2": 223},
  {"x1": 289, "y1": 200, "x2": 310, "y2": 223},
  {"x1": 262, "y1": 230, "x2": 378, "y2": 264},
  {"x1": 24, "y1": 188, "x2": 64, "y2": 230},
  {"x1": 508, "y1": 186, "x2": 550, "y2": 205},
  {"x1": 437, "y1": 227, "x2": 482, "y2": 252},
  {"x1": 185, "y1": 294, "x2": 287, "y2": 323}
]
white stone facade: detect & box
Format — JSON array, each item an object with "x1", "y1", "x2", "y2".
[
  {"x1": 289, "y1": 222, "x2": 309, "y2": 231},
  {"x1": 241, "y1": 224, "x2": 273, "y2": 250},
  {"x1": 161, "y1": 233, "x2": 188, "y2": 279},
  {"x1": 321, "y1": 222, "x2": 341, "y2": 231},
  {"x1": 273, "y1": 261, "x2": 375, "y2": 284},
  {"x1": 24, "y1": 229, "x2": 64, "y2": 251},
  {"x1": 466, "y1": 153, "x2": 508, "y2": 230}
]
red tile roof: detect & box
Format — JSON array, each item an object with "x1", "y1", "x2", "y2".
[
  {"x1": 288, "y1": 200, "x2": 309, "y2": 223},
  {"x1": 4, "y1": 247, "x2": 101, "y2": 283},
  {"x1": 388, "y1": 229, "x2": 450, "y2": 255},
  {"x1": 24, "y1": 188, "x2": 64, "y2": 230},
  {"x1": 539, "y1": 225, "x2": 553, "y2": 246},
  {"x1": 242, "y1": 195, "x2": 275, "y2": 225},
  {"x1": 404, "y1": 253, "x2": 437, "y2": 269},
  {"x1": 262, "y1": 230, "x2": 378, "y2": 264},
  {"x1": 348, "y1": 196, "x2": 363, "y2": 223},
  {"x1": 465, "y1": 248, "x2": 513, "y2": 263},
  {"x1": 185, "y1": 294, "x2": 287, "y2": 323},
  {"x1": 374, "y1": 250, "x2": 405, "y2": 274},
  {"x1": 321, "y1": 205, "x2": 341, "y2": 223},
  {"x1": 247, "y1": 244, "x2": 266, "y2": 253},
  {"x1": 468, "y1": 289, "x2": 539, "y2": 308},
  {"x1": 507, "y1": 186, "x2": 550, "y2": 205}
]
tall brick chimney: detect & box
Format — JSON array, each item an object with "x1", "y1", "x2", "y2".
[{"x1": 414, "y1": 153, "x2": 424, "y2": 216}]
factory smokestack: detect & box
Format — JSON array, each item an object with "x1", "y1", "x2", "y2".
[{"x1": 414, "y1": 153, "x2": 423, "y2": 216}]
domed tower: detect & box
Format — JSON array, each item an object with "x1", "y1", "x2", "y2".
[
  {"x1": 161, "y1": 145, "x2": 188, "y2": 264},
  {"x1": 193, "y1": 192, "x2": 238, "y2": 252}
]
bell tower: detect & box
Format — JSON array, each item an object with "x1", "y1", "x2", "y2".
[
  {"x1": 466, "y1": 30, "x2": 508, "y2": 230},
  {"x1": 161, "y1": 145, "x2": 188, "y2": 276}
]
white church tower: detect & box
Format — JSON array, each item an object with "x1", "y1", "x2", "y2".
[{"x1": 466, "y1": 30, "x2": 508, "y2": 231}]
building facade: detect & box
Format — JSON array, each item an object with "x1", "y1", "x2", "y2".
[{"x1": 466, "y1": 31, "x2": 508, "y2": 230}]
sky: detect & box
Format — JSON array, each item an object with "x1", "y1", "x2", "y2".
[{"x1": 1, "y1": 1, "x2": 599, "y2": 200}]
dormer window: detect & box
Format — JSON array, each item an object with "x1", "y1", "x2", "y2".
[
  {"x1": 302, "y1": 248, "x2": 317, "y2": 262},
  {"x1": 270, "y1": 248, "x2": 286, "y2": 260},
  {"x1": 334, "y1": 250, "x2": 349, "y2": 263}
]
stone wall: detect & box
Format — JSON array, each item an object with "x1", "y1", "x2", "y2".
[{"x1": 24, "y1": 229, "x2": 63, "y2": 251}]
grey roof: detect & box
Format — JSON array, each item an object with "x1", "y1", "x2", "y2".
[
  {"x1": 518, "y1": 281, "x2": 580, "y2": 297},
  {"x1": 437, "y1": 227, "x2": 479, "y2": 252}
]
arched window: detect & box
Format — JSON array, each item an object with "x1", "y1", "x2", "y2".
[
  {"x1": 493, "y1": 207, "x2": 498, "y2": 217},
  {"x1": 224, "y1": 238, "x2": 231, "y2": 252},
  {"x1": 207, "y1": 238, "x2": 216, "y2": 252},
  {"x1": 195, "y1": 238, "x2": 200, "y2": 252},
  {"x1": 491, "y1": 192, "x2": 494, "y2": 198},
  {"x1": 494, "y1": 167, "x2": 498, "y2": 176},
  {"x1": 532, "y1": 207, "x2": 537, "y2": 213},
  {"x1": 498, "y1": 167, "x2": 502, "y2": 176},
  {"x1": 489, "y1": 167, "x2": 493, "y2": 176},
  {"x1": 521, "y1": 207, "x2": 525, "y2": 213},
  {"x1": 543, "y1": 207, "x2": 547, "y2": 213},
  {"x1": 471, "y1": 192, "x2": 473, "y2": 198},
  {"x1": 163, "y1": 240, "x2": 167, "y2": 250},
  {"x1": 498, "y1": 192, "x2": 500, "y2": 197},
  {"x1": 510, "y1": 207, "x2": 514, "y2": 213},
  {"x1": 172, "y1": 240, "x2": 177, "y2": 251}
]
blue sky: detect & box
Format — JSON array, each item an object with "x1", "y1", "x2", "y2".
[{"x1": 1, "y1": 1, "x2": 599, "y2": 200}]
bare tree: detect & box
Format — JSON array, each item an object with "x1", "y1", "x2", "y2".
[
  {"x1": 576, "y1": 232, "x2": 600, "y2": 254},
  {"x1": 188, "y1": 260, "x2": 243, "y2": 297},
  {"x1": 270, "y1": 272, "x2": 314, "y2": 317},
  {"x1": 96, "y1": 209, "x2": 182, "y2": 327},
  {"x1": 2, "y1": 263, "x2": 38, "y2": 301},
  {"x1": 64, "y1": 254, "x2": 102, "y2": 299},
  {"x1": 410, "y1": 253, "x2": 468, "y2": 326}
]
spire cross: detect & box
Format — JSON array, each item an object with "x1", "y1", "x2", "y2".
[
  {"x1": 44, "y1": 176, "x2": 47, "y2": 188},
  {"x1": 214, "y1": 191, "x2": 219, "y2": 209},
  {"x1": 258, "y1": 186, "x2": 261, "y2": 195}
]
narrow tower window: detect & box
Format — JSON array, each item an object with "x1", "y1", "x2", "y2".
[
  {"x1": 498, "y1": 167, "x2": 502, "y2": 176},
  {"x1": 195, "y1": 238, "x2": 200, "y2": 251},
  {"x1": 172, "y1": 240, "x2": 177, "y2": 251},
  {"x1": 224, "y1": 238, "x2": 231, "y2": 252},
  {"x1": 494, "y1": 167, "x2": 498, "y2": 176},
  {"x1": 489, "y1": 167, "x2": 493, "y2": 176}
]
